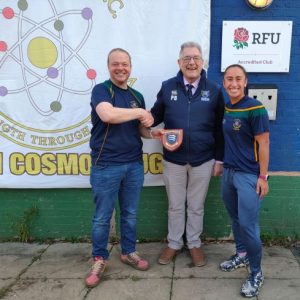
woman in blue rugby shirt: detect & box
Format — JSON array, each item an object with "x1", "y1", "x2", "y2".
[{"x1": 219, "y1": 64, "x2": 270, "y2": 298}]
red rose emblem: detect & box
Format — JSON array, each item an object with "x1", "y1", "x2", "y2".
[
  {"x1": 234, "y1": 28, "x2": 249, "y2": 42},
  {"x1": 233, "y1": 27, "x2": 249, "y2": 50}
]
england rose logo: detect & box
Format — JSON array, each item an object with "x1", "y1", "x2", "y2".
[{"x1": 233, "y1": 27, "x2": 249, "y2": 49}]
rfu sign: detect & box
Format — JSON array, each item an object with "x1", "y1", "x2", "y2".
[
  {"x1": 222, "y1": 21, "x2": 293, "y2": 72},
  {"x1": 253, "y1": 33, "x2": 280, "y2": 44}
]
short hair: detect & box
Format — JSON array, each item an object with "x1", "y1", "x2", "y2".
[
  {"x1": 107, "y1": 48, "x2": 132, "y2": 65},
  {"x1": 224, "y1": 64, "x2": 248, "y2": 79},
  {"x1": 179, "y1": 41, "x2": 202, "y2": 58}
]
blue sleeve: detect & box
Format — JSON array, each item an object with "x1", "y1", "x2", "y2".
[
  {"x1": 91, "y1": 84, "x2": 112, "y2": 109},
  {"x1": 251, "y1": 107, "x2": 270, "y2": 135}
]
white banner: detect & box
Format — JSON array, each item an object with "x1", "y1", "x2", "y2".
[{"x1": 0, "y1": 0, "x2": 211, "y2": 188}]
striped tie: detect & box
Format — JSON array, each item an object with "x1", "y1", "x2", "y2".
[{"x1": 186, "y1": 84, "x2": 193, "y2": 99}]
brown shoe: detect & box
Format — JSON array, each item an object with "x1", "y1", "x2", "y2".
[
  {"x1": 158, "y1": 247, "x2": 179, "y2": 265},
  {"x1": 189, "y1": 247, "x2": 206, "y2": 267}
]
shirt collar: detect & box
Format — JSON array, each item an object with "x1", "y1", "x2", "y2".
[{"x1": 183, "y1": 77, "x2": 201, "y2": 90}]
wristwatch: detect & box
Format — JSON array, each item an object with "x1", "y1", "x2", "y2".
[{"x1": 259, "y1": 174, "x2": 269, "y2": 181}]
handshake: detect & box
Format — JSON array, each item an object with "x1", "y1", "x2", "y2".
[
  {"x1": 138, "y1": 109, "x2": 154, "y2": 128},
  {"x1": 138, "y1": 109, "x2": 183, "y2": 152}
]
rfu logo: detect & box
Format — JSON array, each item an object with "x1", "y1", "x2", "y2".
[
  {"x1": 170, "y1": 90, "x2": 177, "y2": 101},
  {"x1": 252, "y1": 32, "x2": 281, "y2": 44},
  {"x1": 233, "y1": 27, "x2": 281, "y2": 50}
]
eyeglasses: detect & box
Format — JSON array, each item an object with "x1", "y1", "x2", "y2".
[{"x1": 181, "y1": 56, "x2": 202, "y2": 63}]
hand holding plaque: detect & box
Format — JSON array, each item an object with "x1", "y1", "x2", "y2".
[{"x1": 160, "y1": 129, "x2": 183, "y2": 151}]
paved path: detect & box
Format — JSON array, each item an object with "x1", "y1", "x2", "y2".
[{"x1": 0, "y1": 242, "x2": 299, "y2": 299}]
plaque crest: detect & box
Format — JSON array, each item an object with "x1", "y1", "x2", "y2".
[{"x1": 161, "y1": 129, "x2": 183, "y2": 151}]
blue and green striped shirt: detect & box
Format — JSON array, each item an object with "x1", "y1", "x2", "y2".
[{"x1": 222, "y1": 96, "x2": 269, "y2": 174}]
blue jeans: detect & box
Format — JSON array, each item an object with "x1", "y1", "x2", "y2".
[
  {"x1": 90, "y1": 161, "x2": 144, "y2": 259},
  {"x1": 221, "y1": 168, "x2": 262, "y2": 274}
]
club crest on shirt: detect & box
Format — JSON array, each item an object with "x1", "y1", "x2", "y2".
[
  {"x1": 200, "y1": 90, "x2": 210, "y2": 101},
  {"x1": 233, "y1": 119, "x2": 242, "y2": 131},
  {"x1": 170, "y1": 90, "x2": 178, "y2": 101},
  {"x1": 130, "y1": 100, "x2": 139, "y2": 108}
]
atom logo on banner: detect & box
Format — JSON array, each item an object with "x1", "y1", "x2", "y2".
[
  {"x1": 0, "y1": 0, "x2": 97, "y2": 151},
  {"x1": 0, "y1": 1, "x2": 95, "y2": 116}
]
